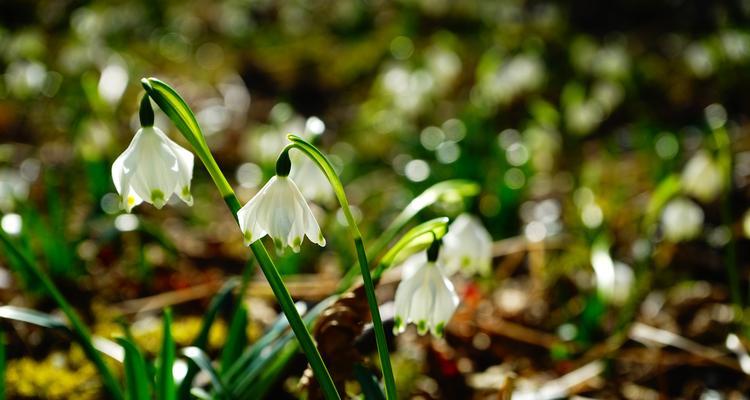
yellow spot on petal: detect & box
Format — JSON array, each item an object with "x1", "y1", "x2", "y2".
[{"x1": 127, "y1": 196, "x2": 135, "y2": 206}]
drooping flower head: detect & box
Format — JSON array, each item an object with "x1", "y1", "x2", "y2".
[
  {"x1": 394, "y1": 239, "x2": 460, "y2": 337},
  {"x1": 440, "y1": 213, "x2": 493, "y2": 276},
  {"x1": 237, "y1": 150, "x2": 326, "y2": 252},
  {"x1": 112, "y1": 97, "x2": 194, "y2": 212}
]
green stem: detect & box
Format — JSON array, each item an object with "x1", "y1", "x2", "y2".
[
  {"x1": 0, "y1": 231, "x2": 123, "y2": 400},
  {"x1": 224, "y1": 194, "x2": 339, "y2": 400},
  {"x1": 285, "y1": 137, "x2": 397, "y2": 400},
  {"x1": 713, "y1": 127, "x2": 741, "y2": 309},
  {"x1": 142, "y1": 78, "x2": 339, "y2": 399}
]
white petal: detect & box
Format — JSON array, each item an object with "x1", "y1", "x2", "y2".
[
  {"x1": 408, "y1": 282, "x2": 433, "y2": 335},
  {"x1": 441, "y1": 213, "x2": 493, "y2": 276},
  {"x1": 428, "y1": 265, "x2": 459, "y2": 336},
  {"x1": 157, "y1": 128, "x2": 195, "y2": 206},
  {"x1": 125, "y1": 127, "x2": 180, "y2": 208},
  {"x1": 237, "y1": 196, "x2": 267, "y2": 245},
  {"x1": 286, "y1": 177, "x2": 325, "y2": 247},
  {"x1": 399, "y1": 252, "x2": 428, "y2": 280},
  {"x1": 112, "y1": 134, "x2": 144, "y2": 212}
]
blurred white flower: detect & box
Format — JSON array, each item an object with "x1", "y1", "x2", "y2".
[
  {"x1": 394, "y1": 252, "x2": 459, "y2": 337},
  {"x1": 237, "y1": 175, "x2": 325, "y2": 252},
  {"x1": 290, "y1": 152, "x2": 334, "y2": 203},
  {"x1": 590, "y1": 244, "x2": 634, "y2": 305},
  {"x1": 111, "y1": 126, "x2": 194, "y2": 212},
  {"x1": 661, "y1": 197, "x2": 704, "y2": 242},
  {"x1": 682, "y1": 150, "x2": 723, "y2": 203},
  {"x1": 440, "y1": 213, "x2": 493, "y2": 276}
]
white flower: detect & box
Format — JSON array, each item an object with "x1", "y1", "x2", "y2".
[
  {"x1": 661, "y1": 197, "x2": 704, "y2": 242},
  {"x1": 237, "y1": 175, "x2": 326, "y2": 252},
  {"x1": 440, "y1": 214, "x2": 493, "y2": 276},
  {"x1": 112, "y1": 126, "x2": 194, "y2": 212},
  {"x1": 394, "y1": 255, "x2": 459, "y2": 337},
  {"x1": 289, "y1": 152, "x2": 334, "y2": 204},
  {"x1": 682, "y1": 150, "x2": 723, "y2": 203},
  {"x1": 590, "y1": 245, "x2": 634, "y2": 306}
]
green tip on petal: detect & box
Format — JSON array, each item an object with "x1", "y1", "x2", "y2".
[
  {"x1": 243, "y1": 230, "x2": 253, "y2": 245},
  {"x1": 435, "y1": 322, "x2": 446, "y2": 338},
  {"x1": 417, "y1": 320, "x2": 428, "y2": 335},
  {"x1": 293, "y1": 237, "x2": 302, "y2": 248},
  {"x1": 393, "y1": 316, "x2": 404, "y2": 335},
  {"x1": 461, "y1": 256, "x2": 471, "y2": 267},
  {"x1": 151, "y1": 189, "x2": 166, "y2": 208}
]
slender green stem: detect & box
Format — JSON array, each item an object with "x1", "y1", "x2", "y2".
[
  {"x1": 0, "y1": 231, "x2": 123, "y2": 400},
  {"x1": 142, "y1": 78, "x2": 339, "y2": 399},
  {"x1": 713, "y1": 127, "x2": 741, "y2": 308},
  {"x1": 224, "y1": 195, "x2": 339, "y2": 400},
  {"x1": 285, "y1": 136, "x2": 397, "y2": 400}
]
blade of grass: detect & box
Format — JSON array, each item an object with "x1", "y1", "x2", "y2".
[
  {"x1": 157, "y1": 309, "x2": 176, "y2": 400},
  {"x1": 177, "y1": 278, "x2": 238, "y2": 398},
  {"x1": 182, "y1": 347, "x2": 227, "y2": 397},
  {"x1": 116, "y1": 337, "x2": 151, "y2": 400},
  {"x1": 220, "y1": 303, "x2": 247, "y2": 373},
  {"x1": 0, "y1": 231, "x2": 123, "y2": 400},
  {"x1": 354, "y1": 364, "x2": 386, "y2": 400},
  {"x1": 228, "y1": 298, "x2": 334, "y2": 397},
  {"x1": 0, "y1": 306, "x2": 70, "y2": 331}
]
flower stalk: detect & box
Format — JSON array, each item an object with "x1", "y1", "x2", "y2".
[
  {"x1": 285, "y1": 135, "x2": 397, "y2": 400},
  {"x1": 141, "y1": 78, "x2": 339, "y2": 400}
]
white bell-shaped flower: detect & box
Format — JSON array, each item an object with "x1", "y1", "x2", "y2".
[
  {"x1": 237, "y1": 175, "x2": 326, "y2": 252},
  {"x1": 112, "y1": 126, "x2": 194, "y2": 212},
  {"x1": 440, "y1": 213, "x2": 493, "y2": 276},
  {"x1": 681, "y1": 150, "x2": 724, "y2": 203},
  {"x1": 394, "y1": 245, "x2": 459, "y2": 337},
  {"x1": 661, "y1": 197, "x2": 704, "y2": 242}
]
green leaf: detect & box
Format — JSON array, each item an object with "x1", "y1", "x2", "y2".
[
  {"x1": 354, "y1": 364, "x2": 386, "y2": 400},
  {"x1": 227, "y1": 298, "x2": 335, "y2": 398},
  {"x1": 116, "y1": 337, "x2": 151, "y2": 400},
  {"x1": 0, "y1": 306, "x2": 69, "y2": 331},
  {"x1": 182, "y1": 347, "x2": 226, "y2": 397},
  {"x1": 220, "y1": 303, "x2": 248, "y2": 373},
  {"x1": 157, "y1": 309, "x2": 176, "y2": 400},
  {"x1": 177, "y1": 278, "x2": 239, "y2": 399}
]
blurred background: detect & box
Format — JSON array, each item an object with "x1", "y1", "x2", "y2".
[{"x1": 2, "y1": 0, "x2": 750, "y2": 398}]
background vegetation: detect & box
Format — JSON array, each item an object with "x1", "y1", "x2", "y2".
[{"x1": 2, "y1": 0, "x2": 750, "y2": 398}]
